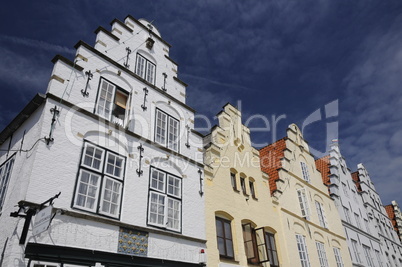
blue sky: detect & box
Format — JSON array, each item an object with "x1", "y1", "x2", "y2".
[{"x1": 1, "y1": 1, "x2": 401, "y2": 208}]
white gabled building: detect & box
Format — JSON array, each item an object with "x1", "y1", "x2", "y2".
[
  {"x1": 0, "y1": 15, "x2": 206, "y2": 267},
  {"x1": 316, "y1": 142, "x2": 402, "y2": 267},
  {"x1": 353, "y1": 163, "x2": 402, "y2": 267}
]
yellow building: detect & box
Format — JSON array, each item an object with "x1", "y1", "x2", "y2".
[
  {"x1": 203, "y1": 104, "x2": 283, "y2": 267},
  {"x1": 259, "y1": 124, "x2": 353, "y2": 267}
]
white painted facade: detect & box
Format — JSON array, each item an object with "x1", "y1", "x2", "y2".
[
  {"x1": 327, "y1": 143, "x2": 402, "y2": 267},
  {"x1": 0, "y1": 15, "x2": 205, "y2": 267},
  {"x1": 355, "y1": 163, "x2": 402, "y2": 267}
]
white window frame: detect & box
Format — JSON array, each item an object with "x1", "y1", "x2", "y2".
[
  {"x1": 297, "y1": 188, "x2": 310, "y2": 220},
  {"x1": 300, "y1": 162, "x2": 310, "y2": 182},
  {"x1": 315, "y1": 201, "x2": 328, "y2": 228},
  {"x1": 363, "y1": 245, "x2": 374, "y2": 267},
  {"x1": 73, "y1": 142, "x2": 125, "y2": 219},
  {"x1": 154, "y1": 109, "x2": 180, "y2": 152},
  {"x1": 95, "y1": 78, "x2": 129, "y2": 127},
  {"x1": 375, "y1": 249, "x2": 383, "y2": 267},
  {"x1": 0, "y1": 154, "x2": 15, "y2": 213},
  {"x1": 351, "y1": 239, "x2": 361, "y2": 263},
  {"x1": 333, "y1": 247, "x2": 344, "y2": 267},
  {"x1": 135, "y1": 53, "x2": 156, "y2": 84},
  {"x1": 296, "y1": 234, "x2": 311, "y2": 267},
  {"x1": 148, "y1": 167, "x2": 182, "y2": 232},
  {"x1": 316, "y1": 241, "x2": 329, "y2": 267},
  {"x1": 354, "y1": 213, "x2": 362, "y2": 229},
  {"x1": 343, "y1": 206, "x2": 351, "y2": 223}
]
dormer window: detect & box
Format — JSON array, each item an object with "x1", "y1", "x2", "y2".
[
  {"x1": 96, "y1": 78, "x2": 129, "y2": 127},
  {"x1": 135, "y1": 54, "x2": 156, "y2": 84}
]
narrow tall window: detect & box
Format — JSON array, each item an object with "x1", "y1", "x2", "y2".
[
  {"x1": 354, "y1": 213, "x2": 361, "y2": 229},
  {"x1": 230, "y1": 172, "x2": 237, "y2": 191},
  {"x1": 242, "y1": 223, "x2": 259, "y2": 264},
  {"x1": 0, "y1": 154, "x2": 15, "y2": 212},
  {"x1": 96, "y1": 79, "x2": 129, "y2": 127},
  {"x1": 240, "y1": 177, "x2": 247, "y2": 195},
  {"x1": 375, "y1": 250, "x2": 383, "y2": 267},
  {"x1": 297, "y1": 188, "x2": 310, "y2": 220},
  {"x1": 316, "y1": 242, "x2": 329, "y2": 267},
  {"x1": 315, "y1": 201, "x2": 328, "y2": 228},
  {"x1": 148, "y1": 167, "x2": 181, "y2": 231},
  {"x1": 363, "y1": 245, "x2": 374, "y2": 267},
  {"x1": 343, "y1": 206, "x2": 351, "y2": 223},
  {"x1": 154, "y1": 109, "x2": 179, "y2": 152},
  {"x1": 364, "y1": 219, "x2": 371, "y2": 234},
  {"x1": 351, "y1": 239, "x2": 361, "y2": 263},
  {"x1": 333, "y1": 247, "x2": 344, "y2": 267},
  {"x1": 216, "y1": 217, "x2": 234, "y2": 258},
  {"x1": 265, "y1": 232, "x2": 279, "y2": 267},
  {"x1": 249, "y1": 181, "x2": 256, "y2": 199},
  {"x1": 135, "y1": 54, "x2": 156, "y2": 84},
  {"x1": 296, "y1": 234, "x2": 311, "y2": 267},
  {"x1": 300, "y1": 162, "x2": 310, "y2": 182},
  {"x1": 73, "y1": 142, "x2": 125, "y2": 219}
]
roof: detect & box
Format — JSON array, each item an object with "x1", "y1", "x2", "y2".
[
  {"x1": 259, "y1": 138, "x2": 287, "y2": 195},
  {"x1": 385, "y1": 204, "x2": 400, "y2": 236},
  {"x1": 0, "y1": 93, "x2": 46, "y2": 146},
  {"x1": 315, "y1": 155, "x2": 331, "y2": 186},
  {"x1": 351, "y1": 171, "x2": 362, "y2": 192}
]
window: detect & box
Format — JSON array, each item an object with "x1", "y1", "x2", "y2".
[
  {"x1": 242, "y1": 223, "x2": 259, "y2": 264},
  {"x1": 240, "y1": 177, "x2": 247, "y2": 195},
  {"x1": 316, "y1": 242, "x2": 329, "y2": 267},
  {"x1": 363, "y1": 245, "x2": 374, "y2": 267},
  {"x1": 249, "y1": 181, "x2": 256, "y2": 199},
  {"x1": 135, "y1": 53, "x2": 156, "y2": 84},
  {"x1": 354, "y1": 213, "x2": 361, "y2": 229},
  {"x1": 216, "y1": 217, "x2": 234, "y2": 258},
  {"x1": 73, "y1": 142, "x2": 125, "y2": 219},
  {"x1": 333, "y1": 247, "x2": 344, "y2": 267},
  {"x1": 264, "y1": 232, "x2": 279, "y2": 267},
  {"x1": 300, "y1": 162, "x2": 310, "y2": 182},
  {"x1": 343, "y1": 206, "x2": 351, "y2": 223},
  {"x1": 351, "y1": 239, "x2": 361, "y2": 263},
  {"x1": 148, "y1": 167, "x2": 181, "y2": 231},
  {"x1": 155, "y1": 109, "x2": 179, "y2": 151},
  {"x1": 230, "y1": 172, "x2": 238, "y2": 191},
  {"x1": 375, "y1": 250, "x2": 383, "y2": 267},
  {"x1": 364, "y1": 219, "x2": 371, "y2": 234},
  {"x1": 0, "y1": 154, "x2": 15, "y2": 213},
  {"x1": 297, "y1": 188, "x2": 310, "y2": 220},
  {"x1": 342, "y1": 182, "x2": 348, "y2": 197},
  {"x1": 96, "y1": 79, "x2": 129, "y2": 127},
  {"x1": 315, "y1": 201, "x2": 328, "y2": 228},
  {"x1": 296, "y1": 234, "x2": 311, "y2": 267}
]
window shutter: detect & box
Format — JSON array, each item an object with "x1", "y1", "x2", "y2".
[{"x1": 255, "y1": 227, "x2": 269, "y2": 263}]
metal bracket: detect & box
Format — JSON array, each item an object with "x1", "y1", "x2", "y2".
[
  {"x1": 81, "y1": 70, "x2": 93, "y2": 97},
  {"x1": 124, "y1": 47, "x2": 132, "y2": 68},
  {"x1": 45, "y1": 106, "x2": 60, "y2": 145},
  {"x1": 136, "y1": 144, "x2": 144, "y2": 176},
  {"x1": 141, "y1": 88, "x2": 149, "y2": 111},
  {"x1": 198, "y1": 169, "x2": 204, "y2": 196},
  {"x1": 185, "y1": 125, "x2": 190, "y2": 148},
  {"x1": 162, "y1": 73, "x2": 167, "y2": 91}
]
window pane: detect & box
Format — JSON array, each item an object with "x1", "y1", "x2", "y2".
[
  {"x1": 168, "y1": 117, "x2": 179, "y2": 151},
  {"x1": 105, "y1": 152, "x2": 124, "y2": 179},
  {"x1": 0, "y1": 157, "x2": 14, "y2": 210},
  {"x1": 136, "y1": 55, "x2": 145, "y2": 78},
  {"x1": 155, "y1": 110, "x2": 167, "y2": 145},
  {"x1": 151, "y1": 169, "x2": 165, "y2": 192},
  {"x1": 167, "y1": 175, "x2": 181, "y2": 197},
  {"x1": 146, "y1": 62, "x2": 155, "y2": 84},
  {"x1": 149, "y1": 192, "x2": 165, "y2": 226},
  {"x1": 100, "y1": 177, "x2": 121, "y2": 217},
  {"x1": 75, "y1": 170, "x2": 100, "y2": 211},
  {"x1": 97, "y1": 80, "x2": 115, "y2": 119},
  {"x1": 167, "y1": 198, "x2": 180, "y2": 230},
  {"x1": 83, "y1": 144, "x2": 104, "y2": 171}
]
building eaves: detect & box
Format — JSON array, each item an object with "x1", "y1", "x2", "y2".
[
  {"x1": 73, "y1": 40, "x2": 195, "y2": 113},
  {"x1": 110, "y1": 18, "x2": 133, "y2": 33},
  {"x1": 165, "y1": 55, "x2": 178, "y2": 66},
  {"x1": 0, "y1": 93, "x2": 46, "y2": 146},
  {"x1": 173, "y1": 76, "x2": 188, "y2": 87},
  {"x1": 51, "y1": 55, "x2": 84, "y2": 72},
  {"x1": 94, "y1": 26, "x2": 120, "y2": 42}
]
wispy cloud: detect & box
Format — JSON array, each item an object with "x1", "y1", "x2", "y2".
[
  {"x1": 0, "y1": 35, "x2": 75, "y2": 54},
  {"x1": 340, "y1": 13, "x2": 402, "y2": 204}
]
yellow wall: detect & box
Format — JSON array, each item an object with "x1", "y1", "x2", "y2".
[{"x1": 204, "y1": 104, "x2": 282, "y2": 267}]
